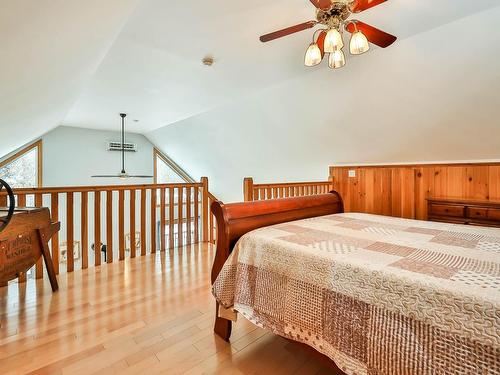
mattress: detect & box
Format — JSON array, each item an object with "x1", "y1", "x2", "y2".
[{"x1": 212, "y1": 213, "x2": 500, "y2": 375}]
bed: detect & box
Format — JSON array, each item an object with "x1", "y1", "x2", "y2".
[{"x1": 210, "y1": 192, "x2": 500, "y2": 375}]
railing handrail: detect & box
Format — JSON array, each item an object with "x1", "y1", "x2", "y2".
[
  {"x1": 0, "y1": 182, "x2": 203, "y2": 195},
  {"x1": 253, "y1": 181, "x2": 332, "y2": 188},
  {"x1": 243, "y1": 177, "x2": 334, "y2": 202},
  {"x1": 0, "y1": 177, "x2": 219, "y2": 285}
]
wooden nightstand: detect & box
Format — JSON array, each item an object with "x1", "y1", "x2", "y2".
[{"x1": 427, "y1": 197, "x2": 500, "y2": 228}]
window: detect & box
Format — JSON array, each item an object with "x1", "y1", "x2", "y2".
[
  {"x1": 0, "y1": 140, "x2": 42, "y2": 188},
  {"x1": 153, "y1": 148, "x2": 191, "y2": 184}
]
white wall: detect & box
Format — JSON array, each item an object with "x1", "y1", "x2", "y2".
[
  {"x1": 43, "y1": 126, "x2": 154, "y2": 186},
  {"x1": 147, "y1": 8, "x2": 500, "y2": 203}
]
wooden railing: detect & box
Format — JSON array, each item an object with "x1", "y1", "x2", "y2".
[
  {"x1": 243, "y1": 177, "x2": 334, "y2": 202},
  {"x1": 0, "y1": 178, "x2": 216, "y2": 282}
]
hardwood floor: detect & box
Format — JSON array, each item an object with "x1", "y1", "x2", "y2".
[{"x1": 0, "y1": 244, "x2": 333, "y2": 374}]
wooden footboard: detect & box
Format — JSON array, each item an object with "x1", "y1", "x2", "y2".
[{"x1": 210, "y1": 192, "x2": 344, "y2": 341}]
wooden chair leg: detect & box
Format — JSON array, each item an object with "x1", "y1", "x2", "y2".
[{"x1": 37, "y1": 228, "x2": 58, "y2": 292}]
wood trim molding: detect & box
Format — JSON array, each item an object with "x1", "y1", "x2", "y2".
[
  {"x1": 330, "y1": 161, "x2": 500, "y2": 170},
  {"x1": 0, "y1": 140, "x2": 43, "y2": 187},
  {"x1": 153, "y1": 147, "x2": 193, "y2": 183}
]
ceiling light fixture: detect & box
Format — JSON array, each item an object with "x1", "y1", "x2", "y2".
[
  {"x1": 329, "y1": 49, "x2": 345, "y2": 69},
  {"x1": 349, "y1": 23, "x2": 370, "y2": 55},
  {"x1": 324, "y1": 28, "x2": 343, "y2": 53},
  {"x1": 304, "y1": 42, "x2": 322, "y2": 67},
  {"x1": 260, "y1": 0, "x2": 397, "y2": 71},
  {"x1": 91, "y1": 113, "x2": 153, "y2": 179}
]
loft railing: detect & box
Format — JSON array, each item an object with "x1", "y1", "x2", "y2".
[
  {"x1": 243, "y1": 177, "x2": 334, "y2": 202},
  {"x1": 0, "y1": 178, "x2": 216, "y2": 284}
]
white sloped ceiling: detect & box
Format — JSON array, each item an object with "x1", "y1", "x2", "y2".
[{"x1": 0, "y1": 0, "x2": 139, "y2": 157}]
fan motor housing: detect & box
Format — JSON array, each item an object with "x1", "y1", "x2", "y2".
[{"x1": 316, "y1": 2, "x2": 351, "y2": 28}]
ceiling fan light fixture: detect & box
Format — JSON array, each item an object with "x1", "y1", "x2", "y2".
[
  {"x1": 328, "y1": 49, "x2": 346, "y2": 69},
  {"x1": 91, "y1": 113, "x2": 153, "y2": 179},
  {"x1": 304, "y1": 43, "x2": 322, "y2": 67},
  {"x1": 349, "y1": 30, "x2": 370, "y2": 55},
  {"x1": 324, "y1": 28, "x2": 343, "y2": 53}
]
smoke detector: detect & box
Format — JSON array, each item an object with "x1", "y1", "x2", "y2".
[{"x1": 202, "y1": 56, "x2": 214, "y2": 66}]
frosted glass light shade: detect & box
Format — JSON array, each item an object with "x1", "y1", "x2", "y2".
[
  {"x1": 349, "y1": 30, "x2": 370, "y2": 55},
  {"x1": 324, "y1": 29, "x2": 343, "y2": 53},
  {"x1": 328, "y1": 49, "x2": 345, "y2": 69},
  {"x1": 304, "y1": 43, "x2": 322, "y2": 66}
]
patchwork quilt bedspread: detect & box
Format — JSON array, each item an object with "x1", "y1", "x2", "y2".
[{"x1": 212, "y1": 213, "x2": 500, "y2": 375}]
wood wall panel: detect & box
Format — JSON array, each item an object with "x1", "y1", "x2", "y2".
[
  {"x1": 330, "y1": 163, "x2": 500, "y2": 220},
  {"x1": 490, "y1": 166, "x2": 500, "y2": 200}
]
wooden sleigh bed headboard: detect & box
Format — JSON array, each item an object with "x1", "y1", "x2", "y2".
[{"x1": 210, "y1": 191, "x2": 344, "y2": 340}]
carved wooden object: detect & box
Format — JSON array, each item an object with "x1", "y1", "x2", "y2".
[{"x1": 0, "y1": 207, "x2": 60, "y2": 291}]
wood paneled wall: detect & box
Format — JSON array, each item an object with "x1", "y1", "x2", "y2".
[{"x1": 330, "y1": 164, "x2": 500, "y2": 220}]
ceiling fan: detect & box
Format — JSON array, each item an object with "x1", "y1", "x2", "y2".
[
  {"x1": 259, "y1": 0, "x2": 396, "y2": 69},
  {"x1": 91, "y1": 113, "x2": 153, "y2": 179}
]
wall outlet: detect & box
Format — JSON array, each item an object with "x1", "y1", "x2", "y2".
[{"x1": 348, "y1": 170, "x2": 356, "y2": 178}]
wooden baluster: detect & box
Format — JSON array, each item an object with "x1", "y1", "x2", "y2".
[
  {"x1": 66, "y1": 192, "x2": 74, "y2": 272},
  {"x1": 209, "y1": 197, "x2": 214, "y2": 243},
  {"x1": 130, "y1": 189, "x2": 136, "y2": 258},
  {"x1": 160, "y1": 188, "x2": 166, "y2": 251},
  {"x1": 186, "y1": 186, "x2": 192, "y2": 245},
  {"x1": 266, "y1": 187, "x2": 272, "y2": 200},
  {"x1": 201, "y1": 177, "x2": 209, "y2": 242},
  {"x1": 35, "y1": 193, "x2": 43, "y2": 278},
  {"x1": 284, "y1": 187, "x2": 289, "y2": 198},
  {"x1": 17, "y1": 194, "x2": 26, "y2": 207},
  {"x1": 140, "y1": 189, "x2": 146, "y2": 256},
  {"x1": 177, "y1": 186, "x2": 184, "y2": 248},
  {"x1": 106, "y1": 190, "x2": 113, "y2": 263},
  {"x1": 151, "y1": 188, "x2": 157, "y2": 253},
  {"x1": 272, "y1": 187, "x2": 278, "y2": 199},
  {"x1": 253, "y1": 188, "x2": 259, "y2": 201},
  {"x1": 168, "y1": 187, "x2": 174, "y2": 249},
  {"x1": 118, "y1": 190, "x2": 125, "y2": 261},
  {"x1": 193, "y1": 187, "x2": 199, "y2": 243},
  {"x1": 94, "y1": 191, "x2": 101, "y2": 266},
  {"x1": 15, "y1": 194, "x2": 27, "y2": 283},
  {"x1": 81, "y1": 191, "x2": 88, "y2": 269}
]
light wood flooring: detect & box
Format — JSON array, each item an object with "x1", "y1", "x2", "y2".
[{"x1": 0, "y1": 243, "x2": 334, "y2": 374}]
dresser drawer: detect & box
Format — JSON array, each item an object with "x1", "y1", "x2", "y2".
[
  {"x1": 428, "y1": 204, "x2": 465, "y2": 218},
  {"x1": 467, "y1": 207, "x2": 500, "y2": 221}
]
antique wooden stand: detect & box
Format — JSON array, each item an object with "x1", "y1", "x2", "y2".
[{"x1": 0, "y1": 207, "x2": 60, "y2": 291}]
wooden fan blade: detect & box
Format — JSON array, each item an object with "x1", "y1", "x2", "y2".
[
  {"x1": 346, "y1": 21, "x2": 396, "y2": 48},
  {"x1": 350, "y1": 0, "x2": 387, "y2": 13},
  {"x1": 317, "y1": 30, "x2": 327, "y2": 58},
  {"x1": 260, "y1": 21, "x2": 316, "y2": 42},
  {"x1": 309, "y1": 0, "x2": 332, "y2": 10}
]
